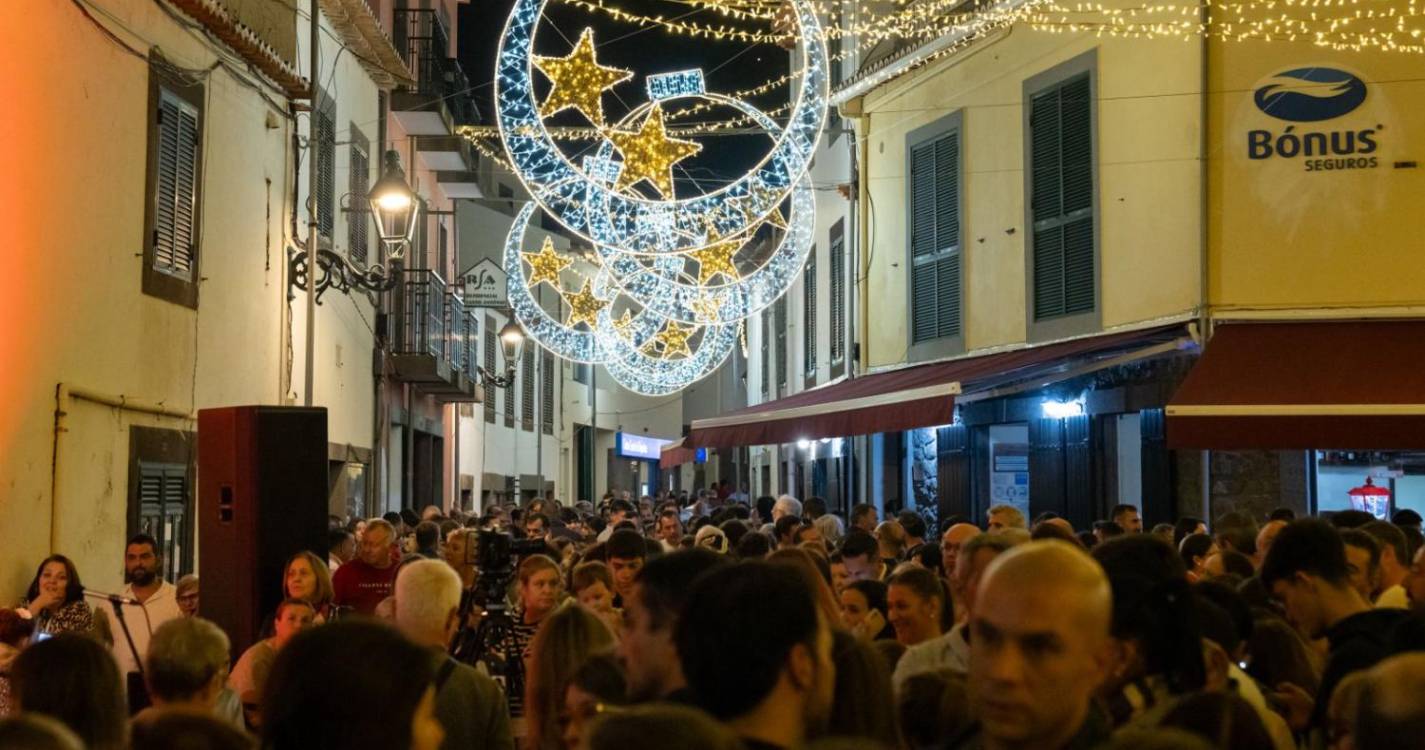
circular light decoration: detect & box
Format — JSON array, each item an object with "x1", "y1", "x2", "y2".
[{"x1": 494, "y1": 0, "x2": 829, "y2": 394}]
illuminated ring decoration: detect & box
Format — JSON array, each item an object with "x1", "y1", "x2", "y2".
[
  {"x1": 503, "y1": 203, "x2": 739, "y2": 395},
  {"x1": 585, "y1": 94, "x2": 815, "y2": 325},
  {"x1": 494, "y1": 0, "x2": 828, "y2": 254}
]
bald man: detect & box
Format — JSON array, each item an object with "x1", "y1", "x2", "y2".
[
  {"x1": 942, "y1": 524, "x2": 981, "y2": 585},
  {"x1": 1355, "y1": 653, "x2": 1425, "y2": 750},
  {"x1": 953, "y1": 541, "x2": 1112, "y2": 750}
]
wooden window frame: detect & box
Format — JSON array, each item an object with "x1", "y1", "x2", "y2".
[
  {"x1": 142, "y1": 56, "x2": 204, "y2": 309},
  {"x1": 905, "y1": 111, "x2": 965, "y2": 363}
]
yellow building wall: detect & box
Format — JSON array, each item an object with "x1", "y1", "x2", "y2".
[
  {"x1": 0, "y1": 1, "x2": 377, "y2": 599},
  {"x1": 1207, "y1": 35, "x2": 1425, "y2": 312},
  {"x1": 860, "y1": 23, "x2": 1203, "y2": 368}
]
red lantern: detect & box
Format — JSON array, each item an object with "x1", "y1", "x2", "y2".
[{"x1": 1348, "y1": 477, "x2": 1391, "y2": 520}]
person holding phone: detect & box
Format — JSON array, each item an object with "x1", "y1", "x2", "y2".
[{"x1": 19, "y1": 555, "x2": 92, "y2": 637}]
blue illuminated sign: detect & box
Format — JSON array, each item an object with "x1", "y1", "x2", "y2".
[{"x1": 617, "y1": 432, "x2": 674, "y2": 460}]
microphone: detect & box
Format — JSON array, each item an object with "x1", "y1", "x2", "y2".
[{"x1": 83, "y1": 589, "x2": 142, "y2": 606}]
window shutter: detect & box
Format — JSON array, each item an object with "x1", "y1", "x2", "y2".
[
  {"x1": 830, "y1": 231, "x2": 845, "y2": 362},
  {"x1": 138, "y1": 461, "x2": 190, "y2": 582},
  {"x1": 774, "y1": 298, "x2": 787, "y2": 391},
  {"x1": 1031, "y1": 73, "x2": 1095, "y2": 321},
  {"x1": 803, "y1": 256, "x2": 816, "y2": 377},
  {"x1": 484, "y1": 319, "x2": 497, "y2": 423},
  {"x1": 541, "y1": 352, "x2": 555, "y2": 435},
  {"x1": 910, "y1": 131, "x2": 961, "y2": 344},
  {"x1": 153, "y1": 90, "x2": 200, "y2": 280},
  {"x1": 315, "y1": 96, "x2": 336, "y2": 238},
  {"x1": 760, "y1": 312, "x2": 770, "y2": 396},
  {"x1": 348, "y1": 127, "x2": 370, "y2": 265},
  {"x1": 521, "y1": 349, "x2": 535, "y2": 431}
]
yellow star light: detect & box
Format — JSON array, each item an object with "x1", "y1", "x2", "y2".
[
  {"x1": 608, "y1": 106, "x2": 702, "y2": 198},
  {"x1": 563, "y1": 280, "x2": 609, "y2": 329},
  {"x1": 522, "y1": 237, "x2": 572, "y2": 288},
  {"x1": 532, "y1": 28, "x2": 633, "y2": 126},
  {"x1": 689, "y1": 238, "x2": 741, "y2": 284},
  {"x1": 653, "y1": 321, "x2": 695, "y2": 359},
  {"x1": 691, "y1": 293, "x2": 724, "y2": 323},
  {"x1": 613, "y1": 310, "x2": 636, "y2": 340}
]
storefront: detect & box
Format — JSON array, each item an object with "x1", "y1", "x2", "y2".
[
  {"x1": 1167, "y1": 320, "x2": 1425, "y2": 520},
  {"x1": 691, "y1": 324, "x2": 1198, "y2": 527},
  {"x1": 612, "y1": 432, "x2": 674, "y2": 498}
]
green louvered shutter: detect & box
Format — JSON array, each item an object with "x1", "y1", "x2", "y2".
[
  {"x1": 910, "y1": 130, "x2": 961, "y2": 344},
  {"x1": 1031, "y1": 73, "x2": 1095, "y2": 321}
]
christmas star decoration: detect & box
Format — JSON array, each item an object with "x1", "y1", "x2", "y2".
[
  {"x1": 612, "y1": 310, "x2": 637, "y2": 341},
  {"x1": 689, "y1": 238, "x2": 741, "y2": 284},
  {"x1": 522, "y1": 237, "x2": 572, "y2": 288},
  {"x1": 532, "y1": 28, "x2": 633, "y2": 126},
  {"x1": 563, "y1": 279, "x2": 609, "y2": 328},
  {"x1": 608, "y1": 105, "x2": 702, "y2": 198},
  {"x1": 691, "y1": 293, "x2": 724, "y2": 323},
  {"x1": 653, "y1": 321, "x2": 695, "y2": 358}
]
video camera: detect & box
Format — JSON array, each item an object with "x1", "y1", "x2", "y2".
[{"x1": 463, "y1": 529, "x2": 549, "y2": 610}]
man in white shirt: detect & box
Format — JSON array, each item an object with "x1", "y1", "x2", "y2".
[{"x1": 107, "y1": 534, "x2": 185, "y2": 680}]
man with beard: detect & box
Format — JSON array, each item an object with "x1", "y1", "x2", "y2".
[
  {"x1": 107, "y1": 533, "x2": 185, "y2": 682},
  {"x1": 677, "y1": 561, "x2": 835, "y2": 750},
  {"x1": 620, "y1": 548, "x2": 729, "y2": 703}
]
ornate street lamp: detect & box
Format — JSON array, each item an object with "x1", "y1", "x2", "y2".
[
  {"x1": 290, "y1": 150, "x2": 420, "y2": 301},
  {"x1": 369, "y1": 150, "x2": 420, "y2": 257},
  {"x1": 481, "y1": 320, "x2": 526, "y2": 388}
]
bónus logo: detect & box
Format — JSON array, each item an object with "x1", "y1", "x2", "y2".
[
  {"x1": 1253, "y1": 67, "x2": 1367, "y2": 122},
  {"x1": 1247, "y1": 66, "x2": 1379, "y2": 171}
]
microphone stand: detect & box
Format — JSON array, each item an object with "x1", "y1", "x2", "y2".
[{"x1": 84, "y1": 590, "x2": 146, "y2": 681}]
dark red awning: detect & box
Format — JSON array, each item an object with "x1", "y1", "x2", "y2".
[
  {"x1": 690, "y1": 325, "x2": 1190, "y2": 449},
  {"x1": 1167, "y1": 321, "x2": 1425, "y2": 450},
  {"x1": 659, "y1": 439, "x2": 697, "y2": 470}
]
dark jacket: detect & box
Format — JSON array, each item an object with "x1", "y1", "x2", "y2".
[
  {"x1": 1313, "y1": 608, "x2": 1414, "y2": 728},
  {"x1": 431, "y1": 651, "x2": 514, "y2": 750}
]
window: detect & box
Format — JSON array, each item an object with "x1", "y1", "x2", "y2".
[
  {"x1": 908, "y1": 120, "x2": 962, "y2": 352},
  {"x1": 143, "y1": 58, "x2": 204, "y2": 308},
  {"x1": 348, "y1": 125, "x2": 370, "y2": 265},
  {"x1": 314, "y1": 90, "x2": 336, "y2": 239},
  {"x1": 438, "y1": 220, "x2": 449, "y2": 280},
  {"x1": 760, "y1": 312, "x2": 770, "y2": 398},
  {"x1": 499, "y1": 183, "x2": 514, "y2": 212},
  {"x1": 774, "y1": 298, "x2": 788, "y2": 393},
  {"x1": 573, "y1": 362, "x2": 589, "y2": 384},
  {"x1": 541, "y1": 352, "x2": 555, "y2": 435},
  {"x1": 803, "y1": 254, "x2": 817, "y2": 379},
  {"x1": 1028, "y1": 69, "x2": 1096, "y2": 324},
  {"x1": 484, "y1": 316, "x2": 497, "y2": 423},
  {"x1": 521, "y1": 348, "x2": 535, "y2": 431},
  {"x1": 830, "y1": 220, "x2": 846, "y2": 367},
  {"x1": 127, "y1": 426, "x2": 195, "y2": 582}
]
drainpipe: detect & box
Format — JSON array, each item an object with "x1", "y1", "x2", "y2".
[
  {"x1": 371, "y1": 89, "x2": 390, "y2": 516},
  {"x1": 51, "y1": 384, "x2": 195, "y2": 552},
  {"x1": 303, "y1": 0, "x2": 320, "y2": 407},
  {"x1": 856, "y1": 106, "x2": 873, "y2": 505}
]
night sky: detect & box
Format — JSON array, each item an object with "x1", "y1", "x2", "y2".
[{"x1": 458, "y1": 0, "x2": 792, "y2": 189}]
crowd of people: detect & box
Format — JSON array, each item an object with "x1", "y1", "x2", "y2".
[{"x1": 3, "y1": 487, "x2": 1425, "y2": 750}]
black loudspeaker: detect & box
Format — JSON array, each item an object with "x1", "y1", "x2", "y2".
[{"x1": 198, "y1": 406, "x2": 328, "y2": 656}]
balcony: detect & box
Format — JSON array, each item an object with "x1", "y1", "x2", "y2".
[
  {"x1": 391, "y1": 8, "x2": 479, "y2": 135},
  {"x1": 389, "y1": 269, "x2": 480, "y2": 402}
]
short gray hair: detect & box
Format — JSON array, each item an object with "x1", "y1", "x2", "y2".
[
  {"x1": 986, "y1": 505, "x2": 1026, "y2": 529},
  {"x1": 395, "y1": 559, "x2": 462, "y2": 637},
  {"x1": 813, "y1": 514, "x2": 845, "y2": 546},
  {"x1": 774, "y1": 495, "x2": 803, "y2": 518},
  {"x1": 364, "y1": 518, "x2": 396, "y2": 542},
  {"x1": 145, "y1": 617, "x2": 230, "y2": 701}
]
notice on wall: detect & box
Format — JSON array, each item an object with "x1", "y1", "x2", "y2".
[{"x1": 991, "y1": 443, "x2": 1029, "y2": 508}]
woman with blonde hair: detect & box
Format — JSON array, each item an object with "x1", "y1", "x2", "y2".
[
  {"x1": 523, "y1": 604, "x2": 615, "y2": 750},
  {"x1": 283, "y1": 551, "x2": 335, "y2": 621}
]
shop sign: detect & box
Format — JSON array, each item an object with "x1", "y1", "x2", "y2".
[
  {"x1": 462, "y1": 258, "x2": 508, "y2": 307},
  {"x1": 1245, "y1": 66, "x2": 1385, "y2": 172}
]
